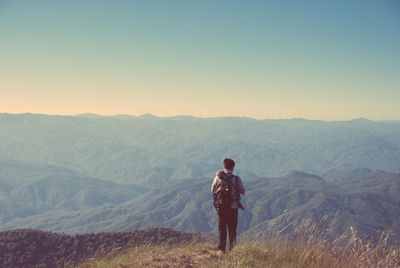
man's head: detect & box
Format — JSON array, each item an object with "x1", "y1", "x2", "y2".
[{"x1": 223, "y1": 158, "x2": 235, "y2": 171}]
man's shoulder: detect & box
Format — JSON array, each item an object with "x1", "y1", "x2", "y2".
[
  {"x1": 212, "y1": 174, "x2": 221, "y2": 185},
  {"x1": 232, "y1": 174, "x2": 241, "y2": 180},
  {"x1": 233, "y1": 175, "x2": 244, "y2": 187}
]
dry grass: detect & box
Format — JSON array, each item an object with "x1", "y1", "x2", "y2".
[
  {"x1": 78, "y1": 217, "x2": 400, "y2": 268},
  {"x1": 78, "y1": 239, "x2": 400, "y2": 268},
  {"x1": 77, "y1": 240, "x2": 341, "y2": 268},
  {"x1": 245, "y1": 215, "x2": 400, "y2": 268},
  {"x1": 79, "y1": 242, "x2": 214, "y2": 268}
]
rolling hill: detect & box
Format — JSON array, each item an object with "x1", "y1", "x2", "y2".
[
  {"x1": 3, "y1": 170, "x2": 399, "y2": 243},
  {"x1": 1, "y1": 113, "x2": 400, "y2": 186},
  {"x1": 1, "y1": 113, "x2": 400, "y2": 246},
  {"x1": 0, "y1": 159, "x2": 147, "y2": 224}
]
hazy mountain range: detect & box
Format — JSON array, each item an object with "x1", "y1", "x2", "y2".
[
  {"x1": 1, "y1": 113, "x2": 399, "y2": 186},
  {"x1": 0, "y1": 159, "x2": 146, "y2": 223},
  {"x1": 1, "y1": 113, "x2": 400, "y2": 241},
  {"x1": 2, "y1": 168, "x2": 399, "y2": 242}
]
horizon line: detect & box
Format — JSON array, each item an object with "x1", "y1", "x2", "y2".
[{"x1": 1, "y1": 112, "x2": 399, "y2": 123}]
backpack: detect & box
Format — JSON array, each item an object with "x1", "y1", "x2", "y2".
[{"x1": 213, "y1": 174, "x2": 238, "y2": 212}]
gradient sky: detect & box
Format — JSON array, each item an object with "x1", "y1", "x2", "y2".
[{"x1": 0, "y1": 0, "x2": 399, "y2": 120}]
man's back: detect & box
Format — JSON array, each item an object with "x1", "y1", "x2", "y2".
[{"x1": 211, "y1": 170, "x2": 245, "y2": 209}]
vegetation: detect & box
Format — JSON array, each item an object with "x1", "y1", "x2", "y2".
[
  {"x1": 79, "y1": 241, "x2": 340, "y2": 268},
  {"x1": 1, "y1": 113, "x2": 399, "y2": 186},
  {"x1": 3, "y1": 169, "x2": 399, "y2": 245},
  {"x1": 79, "y1": 229, "x2": 400, "y2": 268},
  {"x1": 0, "y1": 228, "x2": 207, "y2": 268},
  {"x1": 79, "y1": 218, "x2": 400, "y2": 268},
  {"x1": 1, "y1": 113, "x2": 400, "y2": 267},
  {"x1": 1, "y1": 224, "x2": 399, "y2": 267},
  {"x1": 1, "y1": 114, "x2": 400, "y2": 242}
]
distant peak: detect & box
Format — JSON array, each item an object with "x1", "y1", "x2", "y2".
[
  {"x1": 111, "y1": 114, "x2": 136, "y2": 119},
  {"x1": 350, "y1": 118, "x2": 373, "y2": 122},
  {"x1": 168, "y1": 115, "x2": 197, "y2": 119},
  {"x1": 139, "y1": 114, "x2": 159, "y2": 119},
  {"x1": 289, "y1": 117, "x2": 310, "y2": 121},
  {"x1": 75, "y1": 113, "x2": 104, "y2": 118}
]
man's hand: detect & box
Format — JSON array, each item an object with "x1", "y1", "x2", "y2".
[{"x1": 239, "y1": 187, "x2": 245, "y2": 195}]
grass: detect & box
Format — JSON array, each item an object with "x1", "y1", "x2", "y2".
[
  {"x1": 78, "y1": 217, "x2": 400, "y2": 268},
  {"x1": 78, "y1": 240, "x2": 342, "y2": 268}
]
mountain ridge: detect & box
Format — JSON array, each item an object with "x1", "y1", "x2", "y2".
[
  {"x1": 3, "y1": 170, "x2": 399, "y2": 243},
  {"x1": 1, "y1": 112, "x2": 395, "y2": 122}
]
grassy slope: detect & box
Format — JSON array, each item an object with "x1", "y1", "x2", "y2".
[
  {"x1": 1, "y1": 226, "x2": 399, "y2": 267},
  {"x1": 78, "y1": 241, "x2": 341, "y2": 268},
  {"x1": 0, "y1": 228, "x2": 207, "y2": 268},
  {"x1": 79, "y1": 222, "x2": 400, "y2": 268}
]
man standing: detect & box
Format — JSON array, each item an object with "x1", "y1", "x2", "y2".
[{"x1": 211, "y1": 158, "x2": 245, "y2": 253}]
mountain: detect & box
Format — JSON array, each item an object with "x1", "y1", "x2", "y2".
[
  {"x1": 1, "y1": 113, "x2": 400, "y2": 244},
  {"x1": 321, "y1": 167, "x2": 374, "y2": 182},
  {"x1": 3, "y1": 170, "x2": 399, "y2": 242},
  {"x1": 1, "y1": 113, "x2": 400, "y2": 186},
  {"x1": 0, "y1": 159, "x2": 147, "y2": 224}
]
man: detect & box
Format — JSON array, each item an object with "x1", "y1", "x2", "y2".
[{"x1": 211, "y1": 158, "x2": 245, "y2": 253}]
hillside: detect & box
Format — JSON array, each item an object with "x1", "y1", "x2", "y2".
[
  {"x1": 3, "y1": 170, "x2": 400, "y2": 243},
  {"x1": 80, "y1": 241, "x2": 340, "y2": 268},
  {"x1": 0, "y1": 159, "x2": 147, "y2": 224},
  {"x1": 0, "y1": 228, "x2": 206, "y2": 268},
  {"x1": 1, "y1": 113, "x2": 400, "y2": 249},
  {"x1": 1, "y1": 113, "x2": 400, "y2": 186},
  {"x1": 79, "y1": 239, "x2": 400, "y2": 268},
  {"x1": 1, "y1": 227, "x2": 398, "y2": 268}
]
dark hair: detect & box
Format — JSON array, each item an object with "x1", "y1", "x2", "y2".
[{"x1": 223, "y1": 158, "x2": 235, "y2": 170}]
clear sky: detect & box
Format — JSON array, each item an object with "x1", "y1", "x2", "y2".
[{"x1": 0, "y1": 0, "x2": 399, "y2": 120}]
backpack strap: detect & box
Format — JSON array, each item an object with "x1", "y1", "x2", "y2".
[
  {"x1": 228, "y1": 175, "x2": 239, "y2": 200},
  {"x1": 234, "y1": 175, "x2": 244, "y2": 210},
  {"x1": 235, "y1": 176, "x2": 239, "y2": 199}
]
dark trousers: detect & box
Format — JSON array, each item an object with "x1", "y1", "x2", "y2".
[{"x1": 217, "y1": 208, "x2": 238, "y2": 252}]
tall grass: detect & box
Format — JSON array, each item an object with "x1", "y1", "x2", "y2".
[
  {"x1": 79, "y1": 217, "x2": 400, "y2": 268},
  {"x1": 78, "y1": 240, "x2": 341, "y2": 268},
  {"x1": 245, "y1": 215, "x2": 400, "y2": 268}
]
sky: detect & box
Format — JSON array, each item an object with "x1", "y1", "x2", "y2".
[{"x1": 0, "y1": 0, "x2": 399, "y2": 120}]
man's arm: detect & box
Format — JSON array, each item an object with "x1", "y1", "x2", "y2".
[
  {"x1": 211, "y1": 176, "x2": 218, "y2": 193},
  {"x1": 237, "y1": 176, "x2": 245, "y2": 195}
]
